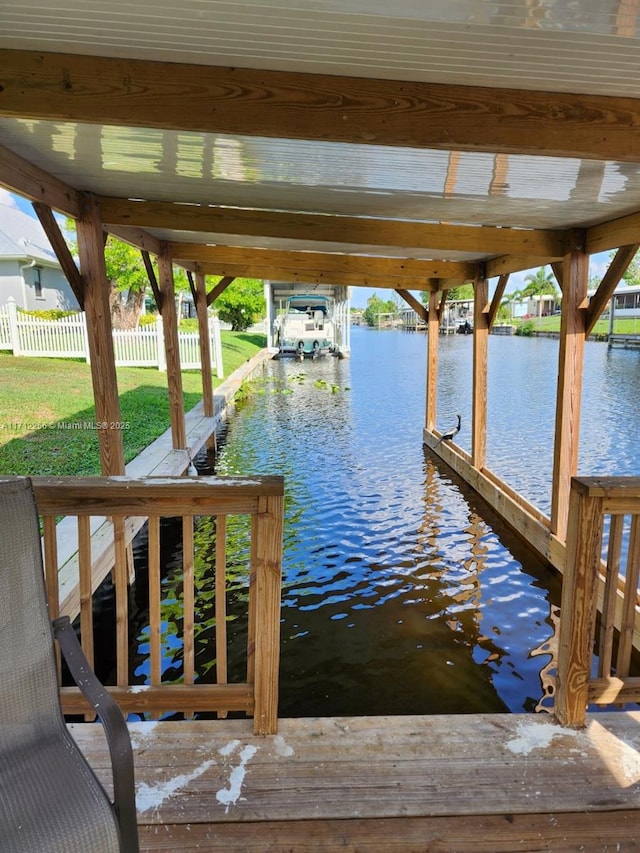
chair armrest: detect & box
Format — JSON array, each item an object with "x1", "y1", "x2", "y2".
[{"x1": 53, "y1": 616, "x2": 139, "y2": 853}]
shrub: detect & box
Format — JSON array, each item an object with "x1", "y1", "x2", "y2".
[
  {"x1": 18, "y1": 308, "x2": 78, "y2": 320},
  {"x1": 515, "y1": 320, "x2": 535, "y2": 336}
]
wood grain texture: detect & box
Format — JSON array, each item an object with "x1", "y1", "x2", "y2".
[
  {"x1": 550, "y1": 240, "x2": 588, "y2": 540},
  {"x1": 4, "y1": 50, "x2": 640, "y2": 162},
  {"x1": 472, "y1": 275, "x2": 489, "y2": 469},
  {"x1": 98, "y1": 197, "x2": 569, "y2": 257},
  {"x1": 194, "y1": 272, "x2": 214, "y2": 418},
  {"x1": 555, "y1": 489, "x2": 603, "y2": 726},
  {"x1": 68, "y1": 712, "x2": 640, "y2": 850},
  {"x1": 76, "y1": 194, "x2": 125, "y2": 475},
  {"x1": 0, "y1": 142, "x2": 82, "y2": 217},
  {"x1": 426, "y1": 290, "x2": 440, "y2": 432},
  {"x1": 158, "y1": 244, "x2": 187, "y2": 450}
]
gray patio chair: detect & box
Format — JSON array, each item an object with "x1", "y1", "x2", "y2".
[{"x1": 0, "y1": 477, "x2": 139, "y2": 852}]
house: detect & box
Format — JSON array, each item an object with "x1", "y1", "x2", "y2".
[{"x1": 0, "y1": 203, "x2": 79, "y2": 311}]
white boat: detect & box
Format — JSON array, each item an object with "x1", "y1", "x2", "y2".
[{"x1": 276, "y1": 294, "x2": 336, "y2": 358}]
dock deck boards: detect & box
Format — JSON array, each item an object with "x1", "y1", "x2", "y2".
[{"x1": 69, "y1": 711, "x2": 640, "y2": 851}]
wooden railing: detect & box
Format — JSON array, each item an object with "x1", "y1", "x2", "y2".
[
  {"x1": 32, "y1": 475, "x2": 284, "y2": 735},
  {"x1": 556, "y1": 476, "x2": 640, "y2": 726}
]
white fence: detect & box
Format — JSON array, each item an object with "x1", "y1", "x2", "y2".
[{"x1": 0, "y1": 298, "x2": 223, "y2": 376}]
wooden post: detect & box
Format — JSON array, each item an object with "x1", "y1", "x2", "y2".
[
  {"x1": 555, "y1": 484, "x2": 603, "y2": 727},
  {"x1": 195, "y1": 272, "x2": 214, "y2": 420},
  {"x1": 157, "y1": 243, "x2": 187, "y2": 450},
  {"x1": 426, "y1": 288, "x2": 440, "y2": 432},
  {"x1": 472, "y1": 272, "x2": 489, "y2": 469},
  {"x1": 252, "y1": 494, "x2": 284, "y2": 736},
  {"x1": 76, "y1": 194, "x2": 125, "y2": 475},
  {"x1": 551, "y1": 232, "x2": 588, "y2": 540}
]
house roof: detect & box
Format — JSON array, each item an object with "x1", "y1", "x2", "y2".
[
  {"x1": 1, "y1": 2, "x2": 640, "y2": 289},
  {"x1": 0, "y1": 203, "x2": 59, "y2": 264}
]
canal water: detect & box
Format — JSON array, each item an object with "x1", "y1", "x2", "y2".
[{"x1": 127, "y1": 328, "x2": 640, "y2": 718}]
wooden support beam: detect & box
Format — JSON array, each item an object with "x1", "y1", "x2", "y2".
[
  {"x1": 32, "y1": 202, "x2": 85, "y2": 309},
  {"x1": 97, "y1": 197, "x2": 568, "y2": 258},
  {"x1": 75, "y1": 194, "x2": 125, "y2": 476},
  {"x1": 551, "y1": 261, "x2": 564, "y2": 293},
  {"x1": 196, "y1": 264, "x2": 458, "y2": 291},
  {"x1": 186, "y1": 270, "x2": 198, "y2": 304},
  {"x1": 172, "y1": 244, "x2": 477, "y2": 282},
  {"x1": 472, "y1": 274, "x2": 489, "y2": 469},
  {"x1": 487, "y1": 274, "x2": 509, "y2": 329},
  {"x1": 158, "y1": 243, "x2": 187, "y2": 450},
  {"x1": 437, "y1": 290, "x2": 447, "y2": 322},
  {"x1": 4, "y1": 50, "x2": 640, "y2": 162},
  {"x1": 206, "y1": 276, "x2": 235, "y2": 307},
  {"x1": 195, "y1": 272, "x2": 214, "y2": 421},
  {"x1": 585, "y1": 244, "x2": 639, "y2": 337},
  {"x1": 141, "y1": 250, "x2": 162, "y2": 311},
  {"x1": 555, "y1": 487, "x2": 603, "y2": 727},
  {"x1": 550, "y1": 233, "x2": 589, "y2": 540},
  {"x1": 0, "y1": 143, "x2": 82, "y2": 218},
  {"x1": 486, "y1": 254, "x2": 564, "y2": 278},
  {"x1": 587, "y1": 209, "x2": 640, "y2": 255},
  {"x1": 395, "y1": 289, "x2": 428, "y2": 323},
  {"x1": 426, "y1": 291, "x2": 441, "y2": 433}
]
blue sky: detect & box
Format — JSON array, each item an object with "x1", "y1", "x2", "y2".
[{"x1": 1, "y1": 187, "x2": 611, "y2": 305}]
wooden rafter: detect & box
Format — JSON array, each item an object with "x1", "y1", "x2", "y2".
[
  {"x1": 96, "y1": 197, "x2": 568, "y2": 258},
  {"x1": 3, "y1": 49, "x2": 640, "y2": 163},
  {"x1": 395, "y1": 289, "x2": 428, "y2": 323},
  {"x1": 141, "y1": 250, "x2": 162, "y2": 311},
  {"x1": 206, "y1": 276, "x2": 235, "y2": 307},
  {"x1": 585, "y1": 244, "x2": 640, "y2": 336},
  {"x1": 31, "y1": 202, "x2": 85, "y2": 309},
  {"x1": 487, "y1": 274, "x2": 510, "y2": 328},
  {"x1": 0, "y1": 143, "x2": 82, "y2": 218},
  {"x1": 186, "y1": 270, "x2": 198, "y2": 304},
  {"x1": 171, "y1": 244, "x2": 476, "y2": 282},
  {"x1": 587, "y1": 210, "x2": 640, "y2": 255},
  {"x1": 486, "y1": 254, "x2": 564, "y2": 278}
]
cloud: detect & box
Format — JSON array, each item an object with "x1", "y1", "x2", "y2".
[{"x1": 0, "y1": 188, "x2": 20, "y2": 209}]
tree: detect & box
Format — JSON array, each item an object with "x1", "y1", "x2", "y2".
[
  {"x1": 617, "y1": 249, "x2": 640, "y2": 287},
  {"x1": 103, "y1": 236, "x2": 151, "y2": 329},
  {"x1": 362, "y1": 293, "x2": 398, "y2": 327},
  {"x1": 214, "y1": 278, "x2": 265, "y2": 331},
  {"x1": 521, "y1": 267, "x2": 558, "y2": 298}
]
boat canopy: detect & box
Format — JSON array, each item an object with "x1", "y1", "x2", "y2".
[{"x1": 286, "y1": 295, "x2": 331, "y2": 314}]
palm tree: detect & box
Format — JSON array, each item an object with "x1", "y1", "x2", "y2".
[{"x1": 522, "y1": 267, "x2": 558, "y2": 297}]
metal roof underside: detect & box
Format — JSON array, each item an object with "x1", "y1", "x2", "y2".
[{"x1": 2, "y1": 1, "x2": 640, "y2": 285}]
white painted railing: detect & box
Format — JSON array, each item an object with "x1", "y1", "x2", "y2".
[{"x1": 0, "y1": 298, "x2": 223, "y2": 376}]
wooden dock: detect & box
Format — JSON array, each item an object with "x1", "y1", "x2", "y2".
[{"x1": 70, "y1": 711, "x2": 640, "y2": 851}]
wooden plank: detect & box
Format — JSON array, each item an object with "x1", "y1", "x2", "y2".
[
  {"x1": 158, "y1": 243, "x2": 187, "y2": 450},
  {"x1": 588, "y1": 209, "x2": 640, "y2": 254},
  {"x1": 136, "y1": 812, "x2": 640, "y2": 853},
  {"x1": 589, "y1": 676, "x2": 640, "y2": 704},
  {"x1": 215, "y1": 514, "x2": 228, "y2": 719},
  {"x1": 585, "y1": 244, "x2": 639, "y2": 336},
  {"x1": 426, "y1": 291, "x2": 440, "y2": 432},
  {"x1": 32, "y1": 202, "x2": 85, "y2": 308},
  {"x1": 598, "y1": 514, "x2": 624, "y2": 676},
  {"x1": 68, "y1": 713, "x2": 640, "y2": 827},
  {"x1": 487, "y1": 273, "x2": 510, "y2": 329},
  {"x1": 106, "y1": 224, "x2": 163, "y2": 258},
  {"x1": 0, "y1": 142, "x2": 82, "y2": 218},
  {"x1": 570, "y1": 476, "x2": 640, "y2": 499},
  {"x1": 5, "y1": 50, "x2": 640, "y2": 162},
  {"x1": 141, "y1": 250, "x2": 162, "y2": 311},
  {"x1": 76, "y1": 193, "x2": 125, "y2": 476},
  {"x1": 148, "y1": 516, "x2": 161, "y2": 687},
  {"x1": 98, "y1": 197, "x2": 569, "y2": 257},
  {"x1": 486, "y1": 254, "x2": 564, "y2": 278},
  {"x1": 472, "y1": 274, "x2": 489, "y2": 469},
  {"x1": 77, "y1": 515, "x2": 94, "y2": 667},
  {"x1": 550, "y1": 236, "x2": 588, "y2": 540},
  {"x1": 32, "y1": 475, "x2": 284, "y2": 516},
  {"x1": 194, "y1": 272, "x2": 214, "y2": 418},
  {"x1": 555, "y1": 489, "x2": 604, "y2": 727},
  {"x1": 615, "y1": 516, "x2": 640, "y2": 676},
  {"x1": 196, "y1": 264, "x2": 461, "y2": 291},
  {"x1": 394, "y1": 288, "x2": 428, "y2": 322},
  {"x1": 113, "y1": 516, "x2": 130, "y2": 687},
  {"x1": 174, "y1": 244, "x2": 477, "y2": 281},
  {"x1": 252, "y1": 494, "x2": 284, "y2": 736},
  {"x1": 182, "y1": 516, "x2": 195, "y2": 688},
  {"x1": 61, "y1": 684, "x2": 254, "y2": 714},
  {"x1": 205, "y1": 276, "x2": 235, "y2": 307}
]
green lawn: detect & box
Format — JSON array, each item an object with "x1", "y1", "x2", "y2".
[
  {"x1": 0, "y1": 330, "x2": 266, "y2": 477},
  {"x1": 512, "y1": 315, "x2": 640, "y2": 335}
]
